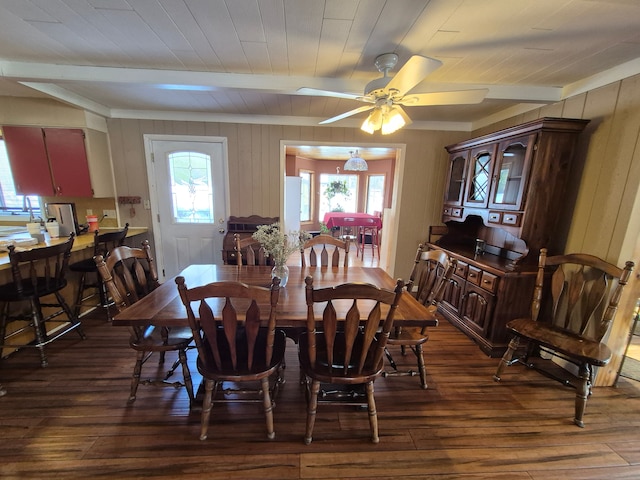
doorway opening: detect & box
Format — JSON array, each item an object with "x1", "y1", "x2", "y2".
[{"x1": 280, "y1": 141, "x2": 405, "y2": 272}]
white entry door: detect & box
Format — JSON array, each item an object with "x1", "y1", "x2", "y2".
[{"x1": 145, "y1": 136, "x2": 229, "y2": 280}]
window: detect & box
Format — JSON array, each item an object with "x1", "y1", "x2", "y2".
[
  {"x1": 366, "y1": 175, "x2": 385, "y2": 215},
  {"x1": 168, "y1": 151, "x2": 214, "y2": 223},
  {"x1": 0, "y1": 139, "x2": 41, "y2": 217},
  {"x1": 300, "y1": 170, "x2": 312, "y2": 222},
  {"x1": 319, "y1": 174, "x2": 357, "y2": 221}
]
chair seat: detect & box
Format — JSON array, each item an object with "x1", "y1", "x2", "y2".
[
  {"x1": 0, "y1": 278, "x2": 68, "y2": 301},
  {"x1": 387, "y1": 328, "x2": 429, "y2": 346},
  {"x1": 507, "y1": 318, "x2": 612, "y2": 366},
  {"x1": 298, "y1": 332, "x2": 384, "y2": 384},
  {"x1": 69, "y1": 257, "x2": 98, "y2": 273},
  {"x1": 130, "y1": 325, "x2": 193, "y2": 352}
]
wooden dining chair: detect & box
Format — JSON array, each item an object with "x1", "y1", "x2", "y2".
[
  {"x1": 234, "y1": 232, "x2": 271, "y2": 266},
  {"x1": 69, "y1": 223, "x2": 129, "y2": 320},
  {"x1": 494, "y1": 248, "x2": 634, "y2": 427},
  {"x1": 384, "y1": 245, "x2": 455, "y2": 389},
  {"x1": 0, "y1": 234, "x2": 85, "y2": 367},
  {"x1": 175, "y1": 276, "x2": 285, "y2": 441},
  {"x1": 300, "y1": 234, "x2": 350, "y2": 267},
  {"x1": 94, "y1": 241, "x2": 194, "y2": 407},
  {"x1": 299, "y1": 275, "x2": 404, "y2": 444}
]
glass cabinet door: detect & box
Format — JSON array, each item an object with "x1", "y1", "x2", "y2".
[
  {"x1": 488, "y1": 134, "x2": 535, "y2": 210},
  {"x1": 444, "y1": 152, "x2": 468, "y2": 206},
  {"x1": 464, "y1": 145, "x2": 496, "y2": 208}
]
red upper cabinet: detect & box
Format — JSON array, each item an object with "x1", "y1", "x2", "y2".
[
  {"x1": 3, "y1": 126, "x2": 93, "y2": 197},
  {"x1": 43, "y1": 128, "x2": 93, "y2": 197},
  {"x1": 2, "y1": 126, "x2": 52, "y2": 195}
]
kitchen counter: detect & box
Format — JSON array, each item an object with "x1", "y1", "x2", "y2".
[{"x1": 0, "y1": 227, "x2": 148, "y2": 271}]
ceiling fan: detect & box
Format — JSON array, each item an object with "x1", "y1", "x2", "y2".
[{"x1": 298, "y1": 53, "x2": 488, "y2": 134}]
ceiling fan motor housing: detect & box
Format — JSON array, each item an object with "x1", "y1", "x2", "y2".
[
  {"x1": 364, "y1": 53, "x2": 399, "y2": 97},
  {"x1": 364, "y1": 76, "x2": 392, "y2": 97}
]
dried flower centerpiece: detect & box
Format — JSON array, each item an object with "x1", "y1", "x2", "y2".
[{"x1": 252, "y1": 222, "x2": 310, "y2": 286}]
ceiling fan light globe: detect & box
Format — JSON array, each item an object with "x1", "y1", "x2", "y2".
[
  {"x1": 381, "y1": 108, "x2": 406, "y2": 135},
  {"x1": 361, "y1": 108, "x2": 383, "y2": 134},
  {"x1": 361, "y1": 117, "x2": 376, "y2": 134}
]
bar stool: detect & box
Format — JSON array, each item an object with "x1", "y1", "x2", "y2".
[
  {"x1": 0, "y1": 235, "x2": 85, "y2": 367},
  {"x1": 69, "y1": 223, "x2": 128, "y2": 321}
]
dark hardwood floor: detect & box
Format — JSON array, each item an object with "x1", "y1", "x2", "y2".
[{"x1": 1, "y1": 249, "x2": 639, "y2": 479}]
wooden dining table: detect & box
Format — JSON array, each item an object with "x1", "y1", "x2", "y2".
[{"x1": 112, "y1": 264, "x2": 438, "y2": 329}]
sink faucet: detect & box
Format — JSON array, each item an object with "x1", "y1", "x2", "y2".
[{"x1": 23, "y1": 196, "x2": 36, "y2": 223}]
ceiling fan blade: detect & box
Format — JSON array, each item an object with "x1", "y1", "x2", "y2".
[
  {"x1": 384, "y1": 55, "x2": 443, "y2": 96},
  {"x1": 319, "y1": 105, "x2": 374, "y2": 124},
  {"x1": 297, "y1": 87, "x2": 361, "y2": 100},
  {"x1": 399, "y1": 88, "x2": 489, "y2": 106}
]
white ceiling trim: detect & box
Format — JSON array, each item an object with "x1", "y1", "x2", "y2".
[
  {"x1": 3, "y1": 61, "x2": 562, "y2": 102},
  {"x1": 19, "y1": 82, "x2": 111, "y2": 117},
  {"x1": 4, "y1": 55, "x2": 640, "y2": 132},
  {"x1": 561, "y1": 57, "x2": 640, "y2": 99}
]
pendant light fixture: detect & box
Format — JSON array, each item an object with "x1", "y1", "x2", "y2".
[{"x1": 343, "y1": 150, "x2": 368, "y2": 171}]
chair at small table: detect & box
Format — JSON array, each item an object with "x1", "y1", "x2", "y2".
[
  {"x1": 69, "y1": 223, "x2": 129, "y2": 320},
  {"x1": 234, "y1": 232, "x2": 271, "y2": 266},
  {"x1": 337, "y1": 216, "x2": 358, "y2": 244},
  {"x1": 300, "y1": 234, "x2": 350, "y2": 267},
  {"x1": 299, "y1": 276, "x2": 404, "y2": 444},
  {"x1": 384, "y1": 245, "x2": 454, "y2": 389},
  {"x1": 357, "y1": 213, "x2": 381, "y2": 259},
  {"x1": 0, "y1": 235, "x2": 85, "y2": 367},
  {"x1": 175, "y1": 276, "x2": 285, "y2": 441},
  {"x1": 494, "y1": 248, "x2": 634, "y2": 427},
  {"x1": 94, "y1": 241, "x2": 194, "y2": 407}
]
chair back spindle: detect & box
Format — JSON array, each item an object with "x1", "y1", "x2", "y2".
[{"x1": 300, "y1": 234, "x2": 349, "y2": 267}]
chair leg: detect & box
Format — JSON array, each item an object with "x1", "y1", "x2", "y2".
[
  {"x1": 0, "y1": 301, "x2": 10, "y2": 358},
  {"x1": 199, "y1": 379, "x2": 215, "y2": 440},
  {"x1": 128, "y1": 350, "x2": 145, "y2": 403},
  {"x1": 30, "y1": 298, "x2": 49, "y2": 368},
  {"x1": 414, "y1": 343, "x2": 428, "y2": 389},
  {"x1": 494, "y1": 335, "x2": 520, "y2": 381},
  {"x1": 365, "y1": 381, "x2": 379, "y2": 444},
  {"x1": 73, "y1": 272, "x2": 87, "y2": 319},
  {"x1": 55, "y1": 291, "x2": 86, "y2": 339},
  {"x1": 574, "y1": 362, "x2": 591, "y2": 428},
  {"x1": 304, "y1": 380, "x2": 320, "y2": 445},
  {"x1": 261, "y1": 377, "x2": 276, "y2": 440},
  {"x1": 178, "y1": 348, "x2": 195, "y2": 406},
  {"x1": 98, "y1": 278, "x2": 113, "y2": 322}
]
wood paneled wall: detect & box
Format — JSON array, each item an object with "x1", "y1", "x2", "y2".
[
  {"x1": 105, "y1": 118, "x2": 464, "y2": 276},
  {"x1": 105, "y1": 73, "x2": 640, "y2": 384}
]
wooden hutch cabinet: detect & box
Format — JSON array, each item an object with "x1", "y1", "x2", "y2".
[{"x1": 432, "y1": 117, "x2": 589, "y2": 357}]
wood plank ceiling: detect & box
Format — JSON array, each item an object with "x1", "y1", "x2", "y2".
[{"x1": 0, "y1": 0, "x2": 638, "y2": 131}]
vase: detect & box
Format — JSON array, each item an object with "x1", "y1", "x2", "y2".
[{"x1": 271, "y1": 264, "x2": 289, "y2": 287}]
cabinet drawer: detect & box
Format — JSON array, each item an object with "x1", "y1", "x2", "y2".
[
  {"x1": 466, "y1": 266, "x2": 482, "y2": 286},
  {"x1": 443, "y1": 206, "x2": 463, "y2": 218},
  {"x1": 488, "y1": 211, "x2": 501, "y2": 224},
  {"x1": 502, "y1": 212, "x2": 521, "y2": 226},
  {"x1": 454, "y1": 261, "x2": 468, "y2": 278},
  {"x1": 479, "y1": 271, "x2": 498, "y2": 293}
]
